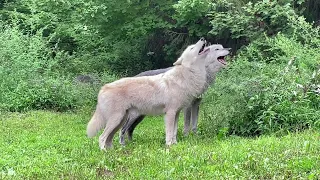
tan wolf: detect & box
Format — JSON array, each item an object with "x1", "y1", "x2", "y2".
[
  {"x1": 87, "y1": 38, "x2": 228, "y2": 149},
  {"x1": 119, "y1": 44, "x2": 230, "y2": 145}
]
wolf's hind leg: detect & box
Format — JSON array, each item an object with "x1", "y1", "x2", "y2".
[
  {"x1": 119, "y1": 112, "x2": 145, "y2": 145},
  {"x1": 119, "y1": 115, "x2": 130, "y2": 145},
  {"x1": 127, "y1": 115, "x2": 145, "y2": 141},
  {"x1": 99, "y1": 111, "x2": 128, "y2": 150},
  {"x1": 173, "y1": 110, "x2": 181, "y2": 144}
]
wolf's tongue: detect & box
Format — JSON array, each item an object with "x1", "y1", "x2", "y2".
[{"x1": 218, "y1": 57, "x2": 227, "y2": 65}]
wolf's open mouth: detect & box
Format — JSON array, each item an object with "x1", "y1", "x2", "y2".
[
  {"x1": 218, "y1": 56, "x2": 227, "y2": 65},
  {"x1": 199, "y1": 43, "x2": 210, "y2": 55}
]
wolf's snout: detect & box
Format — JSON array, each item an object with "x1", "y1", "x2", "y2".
[{"x1": 200, "y1": 37, "x2": 205, "y2": 41}]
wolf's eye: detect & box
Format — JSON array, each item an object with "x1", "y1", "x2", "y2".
[{"x1": 215, "y1": 48, "x2": 219, "y2": 50}]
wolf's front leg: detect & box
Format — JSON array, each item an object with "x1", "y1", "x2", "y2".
[
  {"x1": 165, "y1": 111, "x2": 177, "y2": 146},
  {"x1": 172, "y1": 110, "x2": 181, "y2": 144},
  {"x1": 183, "y1": 106, "x2": 192, "y2": 135},
  {"x1": 191, "y1": 98, "x2": 202, "y2": 133}
]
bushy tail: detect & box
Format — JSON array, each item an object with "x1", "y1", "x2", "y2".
[{"x1": 87, "y1": 106, "x2": 105, "y2": 137}]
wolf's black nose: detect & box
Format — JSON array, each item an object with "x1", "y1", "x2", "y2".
[{"x1": 200, "y1": 37, "x2": 205, "y2": 41}]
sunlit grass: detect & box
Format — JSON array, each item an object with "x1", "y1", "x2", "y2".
[{"x1": 1, "y1": 111, "x2": 319, "y2": 179}]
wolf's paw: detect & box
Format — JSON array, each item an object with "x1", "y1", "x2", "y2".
[
  {"x1": 99, "y1": 141, "x2": 113, "y2": 150},
  {"x1": 183, "y1": 130, "x2": 190, "y2": 136},
  {"x1": 119, "y1": 137, "x2": 126, "y2": 146},
  {"x1": 119, "y1": 140, "x2": 126, "y2": 146},
  {"x1": 166, "y1": 139, "x2": 177, "y2": 146}
]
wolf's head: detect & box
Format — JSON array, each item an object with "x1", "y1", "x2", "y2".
[
  {"x1": 173, "y1": 38, "x2": 210, "y2": 68},
  {"x1": 204, "y1": 44, "x2": 231, "y2": 69}
]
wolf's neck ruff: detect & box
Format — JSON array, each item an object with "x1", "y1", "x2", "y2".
[
  {"x1": 203, "y1": 64, "x2": 224, "y2": 93},
  {"x1": 165, "y1": 65, "x2": 207, "y2": 104}
]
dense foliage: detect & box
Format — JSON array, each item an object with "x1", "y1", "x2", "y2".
[
  {"x1": 0, "y1": 0, "x2": 319, "y2": 135},
  {"x1": 202, "y1": 33, "x2": 320, "y2": 136},
  {"x1": 199, "y1": 1, "x2": 320, "y2": 136}
]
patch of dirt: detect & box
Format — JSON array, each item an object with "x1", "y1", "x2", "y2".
[{"x1": 96, "y1": 167, "x2": 114, "y2": 177}]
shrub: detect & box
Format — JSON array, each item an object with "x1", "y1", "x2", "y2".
[
  {"x1": 207, "y1": 0, "x2": 306, "y2": 48},
  {"x1": 0, "y1": 22, "x2": 93, "y2": 111},
  {"x1": 201, "y1": 33, "x2": 320, "y2": 136}
]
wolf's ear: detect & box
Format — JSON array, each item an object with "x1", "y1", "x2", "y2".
[{"x1": 173, "y1": 57, "x2": 183, "y2": 65}]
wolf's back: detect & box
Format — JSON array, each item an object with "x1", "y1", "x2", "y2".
[{"x1": 135, "y1": 67, "x2": 172, "y2": 77}]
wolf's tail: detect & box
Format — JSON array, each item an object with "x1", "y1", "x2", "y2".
[{"x1": 87, "y1": 106, "x2": 105, "y2": 137}]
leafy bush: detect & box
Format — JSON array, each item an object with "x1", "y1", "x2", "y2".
[
  {"x1": 208, "y1": 0, "x2": 304, "y2": 47},
  {"x1": 173, "y1": 0, "x2": 212, "y2": 37},
  {"x1": 199, "y1": 4, "x2": 320, "y2": 136},
  {"x1": 201, "y1": 32, "x2": 320, "y2": 136},
  {"x1": 0, "y1": 22, "x2": 95, "y2": 111}
]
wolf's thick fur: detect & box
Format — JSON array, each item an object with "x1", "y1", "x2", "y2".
[
  {"x1": 87, "y1": 39, "x2": 212, "y2": 149},
  {"x1": 135, "y1": 67, "x2": 172, "y2": 77},
  {"x1": 119, "y1": 44, "x2": 230, "y2": 145}
]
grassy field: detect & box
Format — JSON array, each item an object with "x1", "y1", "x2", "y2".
[{"x1": 1, "y1": 110, "x2": 319, "y2": 179}]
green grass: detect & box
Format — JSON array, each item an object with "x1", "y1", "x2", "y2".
[{"x1": 1, "y1": 110, "x2": 319, "y2": 179}]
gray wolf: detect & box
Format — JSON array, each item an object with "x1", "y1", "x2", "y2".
[
  {"x1": 135, "y1": 67, "x2": 172, "y2": 77},
  {"x1": 87, "y1": 38, "x2": 215, "y2": 149},
  {"x1": 119, "y1": 44, "x2": 230, "y2": 145}
]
